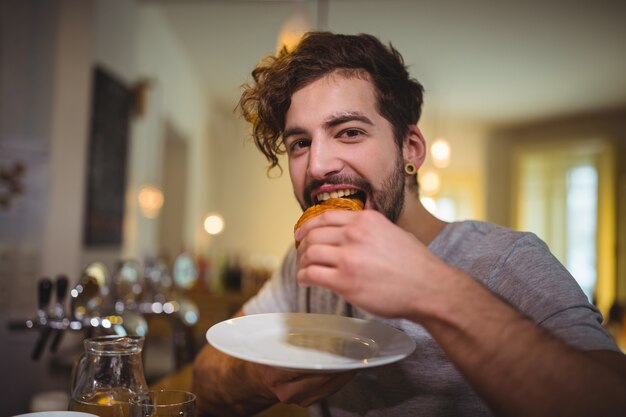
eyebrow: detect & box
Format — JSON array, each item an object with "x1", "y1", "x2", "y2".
[
  {"x1": 283, "y1": 112, "x2": 374, "y2": 142},
  {"x1": 324, "y1": 112, "x2": 374, "y2": 129},
  {"x1": 282, "y1": 127, "x2": 307, "y2": 142}
]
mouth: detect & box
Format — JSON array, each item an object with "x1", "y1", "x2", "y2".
[{"x1": 314, "y1": 188, "x2": 367, "y2": 207}]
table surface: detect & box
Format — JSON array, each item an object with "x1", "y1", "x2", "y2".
[{"x1": 151, "y1": 364, "x2": 308, "y2": 417}]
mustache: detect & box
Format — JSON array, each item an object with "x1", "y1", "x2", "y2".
[{"x1": 303, "y1": 175, "x2": 373, "y2": 207}]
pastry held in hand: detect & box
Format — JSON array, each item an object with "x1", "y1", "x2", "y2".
[{"x1": 294, "y1": 197, "x2": 364, "y2": 247}]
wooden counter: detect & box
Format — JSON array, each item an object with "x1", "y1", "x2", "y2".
[{"x1": 151, "y1": 364, "x2": 308, "y2": 417}]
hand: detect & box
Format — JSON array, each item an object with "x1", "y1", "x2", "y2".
[
  {"x1": 295, "y1": 209, "x2": 453, "y2": 320},
  {"x1": 194, "y1": 340, "x2": 356, "y2": 415},
  {"x1": 256, "y1": 365, "x2": 356, "y2": 407}
]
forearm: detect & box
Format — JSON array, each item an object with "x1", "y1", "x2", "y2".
[
  {"x1": 418, "y1": 266, "x2": 626, "y2": 417},
  {"x1": 193, "y1": 344, "x2": 276, "y2": 417}
]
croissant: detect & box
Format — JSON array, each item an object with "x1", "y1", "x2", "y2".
[{"x1": 294, "y1": 197, "x2": 364, "y2": 247}]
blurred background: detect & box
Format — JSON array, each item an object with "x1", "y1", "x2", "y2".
[{"x1": 1, "y1": 0, "x2": 625, "y2": 414}]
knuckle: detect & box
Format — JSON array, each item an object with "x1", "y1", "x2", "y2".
[
  {"x1": 345, "y1": 223, "x2": 367, "y2": 242},
  {"x1": 339, "y1": 250, "x2": 361, "y2": 276}
]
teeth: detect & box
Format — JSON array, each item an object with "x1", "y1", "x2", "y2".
[{"x1": 316, "y1": 189, "x2": 358, "y2": 203}]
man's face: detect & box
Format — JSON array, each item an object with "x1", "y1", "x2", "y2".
[{"x1": 283, "y1": 72, "x2": 406, "y2": 223}]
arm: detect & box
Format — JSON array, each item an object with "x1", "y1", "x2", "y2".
[
  {"x1": 420, "y1": 268, "x2": 626, "y2": 417},
  {"x1": 295, "y1": 209, "x2": 626, "y2": 416},
  {"x1": 193, "y1": 310, "x2": 273, "y2": 417},
  {"x1": 193, "y1": 309, "x2": 356, "y2": 416}
]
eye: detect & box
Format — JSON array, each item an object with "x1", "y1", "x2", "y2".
[
  {"x1": 339, "y1": 128, "x2": 364, "y2": 138},
  {"x1": 288, "y1": 138, "x2": 311, "y2": 154}
]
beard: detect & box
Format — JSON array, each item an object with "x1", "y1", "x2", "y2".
[
  {"x1": 297, "y1": 152, "x2": 406, "y2": 224},
  {"x1": 374, "y1": 153, "x2": 406, "y2": 223}
]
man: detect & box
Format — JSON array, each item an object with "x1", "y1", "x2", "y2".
[{"x1": 194, "y1": 32, "x2": 626, "y2": 416}]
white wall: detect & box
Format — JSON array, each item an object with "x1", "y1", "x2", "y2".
[
  {"x1": 77, "y1": 0, "x2": 140, "y2": 275},
  {"x1": 130, "y1": 4, "x2": 211, "y2": 261},
  {"x1": 131, "y1": 4, "x2": 302, "y2": 270},
  {"x1": 206, "y1": 100, "x2": 302, "y2": 269},
  {"x1": 86, "y1": 1, "x2": 212, "y2": 267},
  {"x1": 42, "y1": 0, "x2": 94, "y2": 296}
]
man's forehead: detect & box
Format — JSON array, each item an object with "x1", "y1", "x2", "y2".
[
  {"x1": 289, "y1": 74, "x2": 377, "y2": 114},
  {"x1": 291, "y1": 69, "x2": 375, "y2": 100}
]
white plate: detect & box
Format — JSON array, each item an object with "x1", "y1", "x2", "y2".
[{"x1": 206, "y1": 313, "x2": 415, "y2": 372}]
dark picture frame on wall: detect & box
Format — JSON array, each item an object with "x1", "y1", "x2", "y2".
[{"x1": 83, "y1": 66, "x2": 133, "y2": 246}]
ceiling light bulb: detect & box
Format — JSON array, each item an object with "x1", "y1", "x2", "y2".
[
  {"x1": 420, "y1": 170, "x2": 441, "y2": 194},
  {"x1": 138, "y1": 185, "x2": 164, "y2": 218},
  {"x1": 431, "y1": 138, "x2": 451, "y2": 168},
  {"x1": 276, "y1": 8, "x2": 311, "y2": 53},
  {"x1": 204, "y1": 213, "x2": 225, "y2": 235}
]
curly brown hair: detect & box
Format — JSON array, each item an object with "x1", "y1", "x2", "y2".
[{"x1": 238, "y1": 31, "x2": 425, "y2": 172}]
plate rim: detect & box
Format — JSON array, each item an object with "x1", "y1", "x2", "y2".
[{"x1": 206, "y1": 312, "x2": 416, "y2": 372}]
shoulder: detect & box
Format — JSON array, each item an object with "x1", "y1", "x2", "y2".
[
  {"x1": 438, "y1": 220, "x2": 541, "y2": 246},
  {"x1": 431, "y1": 220, "x2": 546, "y2": 269}
]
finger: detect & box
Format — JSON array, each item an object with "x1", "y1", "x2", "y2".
[
  {"x1": 274, "y1": 371, "x2": 356, "y2": 406},
  {"x1": 296, "y1": 371, "x2": 357, "y2": 407},
  {"x1": 296, "y1": 227, "x2": 346, "y2": 268},
  {"x1": 307, "y1": 225, "x2": 348, "y2": 245},
  {"x1": 298, "y1": 243, "x2": 343, "y2": 270},
  {"x1": 297, "y1": 264, "x2": 344, "y2": 291}
]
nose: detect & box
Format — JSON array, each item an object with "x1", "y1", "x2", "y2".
[{"x1": 307, "y1": 138, "x2": 343, "y2": 179}]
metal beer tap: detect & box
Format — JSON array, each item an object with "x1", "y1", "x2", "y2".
[
  {"x1": 31, "y1": 277, "x2": 53, "y2": 360},
  {"x1": 8, "y1": 257, "x2": 200, "y2": 365},
  {"x1": 49, "y1": 274, "x2": 69, "y2": 352}
]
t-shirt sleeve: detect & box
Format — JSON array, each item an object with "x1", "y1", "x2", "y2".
[
  {"x1": 242, "y1": 246, "x2": 298, "y2": 315},
  {"x1": 489, "y1": 234, "x2": 618, "y2": 352}
]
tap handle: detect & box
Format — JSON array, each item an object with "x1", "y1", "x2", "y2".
[
  {"x1": 32, "y1": 326, "x2": 52, "y2": 360},
  {"x1": 49, "y1": 275, "x2": 69, "y2": 353},
  {"x1": 38, "y1": 277, "x2": 53, "y2": 313},
  {"x1": 32, "y1": 277, "x2": 53, "y2": 360},
  {"x1": 50, "y1": 328, "x2": 64, "y2": 353},
  {"x1": 55, "y1": 275, "x2": 68, "y2": 305}
]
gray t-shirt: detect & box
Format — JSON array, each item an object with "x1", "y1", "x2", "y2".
[{"x1": 243, "y1": 220, "x2": 618, "y2": 416}]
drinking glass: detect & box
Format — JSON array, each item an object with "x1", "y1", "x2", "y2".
[{"x1": 129, "y1": 390, "x2": 196, "y2": 417}]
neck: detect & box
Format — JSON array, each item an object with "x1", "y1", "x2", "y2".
[{"x1": 397, "y1": 194, "x2": 448, "y2": 246}]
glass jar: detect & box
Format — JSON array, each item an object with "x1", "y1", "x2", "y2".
[{"x1": 69, "y1": 335, "x2": 148, "y2": 417}]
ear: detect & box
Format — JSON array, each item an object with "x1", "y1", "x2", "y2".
[{"x1": 403, "y1": 125, "x2": 427, "y2": 169}]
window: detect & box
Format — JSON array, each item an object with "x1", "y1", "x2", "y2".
[
  {"x1": 565, "y1": 165, "x2": 598, "y2": 300},
  {"x1": 513, "y1": 139, "x2": 615, "y2": 313}
]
